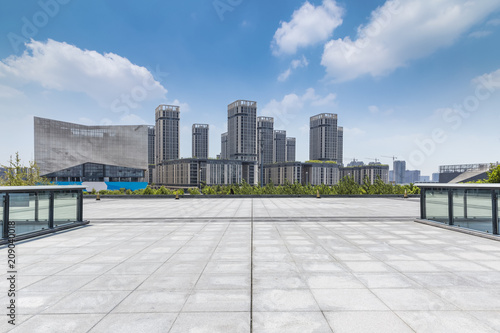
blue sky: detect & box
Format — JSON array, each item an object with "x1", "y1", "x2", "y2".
[{"x1": 0, "y1": 0, "x2": 499, "y2": 176}]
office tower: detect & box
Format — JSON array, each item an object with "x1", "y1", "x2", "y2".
[
  {"x1": 393, "y1": 160, "x2": 406, "y2": 184},
  {"x1": 148, "y1": 126, "x2": 155, "y2": 183},
  {"x1": 155, "y1": 105, "x2": 180, "y2": 164},
  {"x1": 192, "y1": 124, "x2": 209, "y2": 159},
  {"x1": 337, "y1": 126, "x2": 343, "y2": 166},
  {"x1": 286, "y1": 137, "x2": 296, "y2": 162},
  {"x1": 273, "y1": 130, "x2": 286, "y2": 163},
  {"x1": 221, "y1": 132, "x2": 228, "y2": 159},
  {"x1": 227, "y1": 100, "x2": 257, "y2": 161},
  {"x1": 309, "y1": 113, "x2": 338, "y2": 161},
  {"x1": 257, "y1": 116, "x2": 274, "y2": 165}
]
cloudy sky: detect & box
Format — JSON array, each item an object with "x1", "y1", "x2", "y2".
[{"x1": 0, "y1": 0, "x2": 499, "y2": 175}]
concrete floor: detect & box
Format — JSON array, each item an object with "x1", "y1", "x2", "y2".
[{"x1": 2, "y1": 197, "x2": 500, "y2": 332}]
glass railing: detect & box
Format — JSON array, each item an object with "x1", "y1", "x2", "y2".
[
  {"x1": 419, "y1": 184, "x2": 500, "y2": 235},
  {"x1": 0, "y1": 185, "x2": 86, "y2": 241}
]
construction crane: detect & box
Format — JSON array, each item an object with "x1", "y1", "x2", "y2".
[{"x1": 382, "y1": 155, "x2": 398, "y2": 162}]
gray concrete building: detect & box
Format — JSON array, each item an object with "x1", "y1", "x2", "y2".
[
  {"x1": 257, "y1": 116, "x2": 274, "y2": 165},
  {"x1": 34, "y1": 117, "x2": 148, "y2": 181},
  {"x1": 340, "y1": 163, "x2": 389, "y2": 185},
  {"x1": 220, "y1": 132, "x2": 228, "y2": 159},
  {"x1": 273, "y1": 130, "x2": 286, "y2": 163},
  {"x1": 309, "y1": 113, "x2": 342, "y2": 163},
  {"x1": 155, "y1": 105, "x2": 180, "y2": 164},
  {"x1": 227, "y1": 100, "x2": 257, "y2": 162},
  {"x1": 286, "y1": 137, "x2": 296, "y2": 162},
  {"x1": 192, "y1": 124, "x2": 209, "y2": 159},
  {"x1": 264, "y1": 162, "x2": 302, "y2": 185}
]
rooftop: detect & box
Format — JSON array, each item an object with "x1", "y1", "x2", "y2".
[{"x1": 3, "y1": 197, "x2": 500, "y2": 332}]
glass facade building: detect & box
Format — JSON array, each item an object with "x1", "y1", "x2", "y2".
[
  {"x1": 155, "y1": 105, "x2": 180, "y2": 163},
  {"x1": 34, "y1": 117, "x2": 149, "y2": 180},
  {"x1": 220, "y1": 132, "x2": 228, "y2": 159},
  {"x1": 257, "y1": 117, "x2": 274, "y2": 165}
]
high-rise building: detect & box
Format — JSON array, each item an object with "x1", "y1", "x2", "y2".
[
  {"x1": 337, "y1": 126, "x2": 343, "y2": 166},
  {"x1": 405, "y1": 170, "x2": 421, "y2": 184},
  {"x1": 192, "y1": 124, "x2": 209, "y2": 159},
  {"x1": 309, "y1": 113, "x2": 340, "y2": 162},
  {"x1": 286, "y1": 137, "x2": 296, "y2": 162},
  {"x1": 227, "y1": 100, "x2": 257, "y2": 161},
  {"x1": 155, "y1": 105, "x2": 180, "y2": 164},
  {"x1": 220, "y1": 132, "x2": 228, "y2": 159},
  {"x1": 257, "y1": 116, "x2": 274, "y2": 165},
  {"x1": 393, "y1": 160, "x2": 406, "y2": 184},
  {"x1": 273, "y1": 130, "x2": 286, "y2": 163}
]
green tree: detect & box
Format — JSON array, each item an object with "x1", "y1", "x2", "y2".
[
  {"x1": 0, "y1": 152, "x2": 51, "y2": 186},
  {"x1": 485, "y1": 165, "x2": 500, "y2": 183}
]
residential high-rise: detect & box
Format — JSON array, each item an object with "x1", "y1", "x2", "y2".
[
  {"x1": 155, "y1": 105, "x2": 180, "y2": 164},
  {"x1": 309, "y1": 113, "x2": 339, "y2": 162},
  {"x1": 192, "y1": 124, "x2": 209, "y2": 159},
  {"x1": 286, "y1": 137, "x2": 296, "y2": 162},
  {"x1": 148, "y1": 126, "x2": 155, "y2": 183},
  {"x1": 337, "y1": 126, "x2": 343, "y2": 166},
  {"x1": 257, "y1": 116, "x2": 274, "y2": 165},
  {"x1": 220, "y1": 132, "x2": 228, "y2": 159},
  {"x1": 273, "y1": 130, "x2": 286, "y2": 163},
  {"x1": 227, "y1": 100, "x2": 257, "y2": 161},
  {"x1": 393, "y1": 160, "x2": 406, "y2": 184}
]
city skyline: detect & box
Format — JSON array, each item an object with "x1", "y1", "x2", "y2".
[{"x1": 1, "y1": 1, "x2": 499, "y2": 176}]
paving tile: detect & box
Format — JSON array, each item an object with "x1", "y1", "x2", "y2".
[
  {"x1": 42, "y1": 291, "x2": 130, "y2": 314},
  {"x1": 195, "y1": 274, "x2": 250, "y2": 290},
  {"x1": 396, "y1": 311, "x2": 497, "y2": 333},
  {"x1": 183, "y1": 289, "x2": 249, "y2": 312},
  {"x1": 253, "y1": 312, "x2": 332, "y2": 333},
  {"x1": 371, "y1": 288, "x2": 457, "y2": 311},
  {"x1": 324, "y1": 311, "x2": 413, "y2": 333},
  {"x1": 169, "y1": 312, "x2": 249, "y2": 333},
  {"x1": 311, "y1": 289, "x2": 389, "y2": 311},
  {"x1": 10, "y1": 314, "x2": 104, "y2": 333},
  {"x1": 89, "y1": 313, "x2": 177, "y2": 333},
  {"x1": 112, "y1": 290, "x2": 189, "y2": 313},
  {"x1": 253, "y1": 289, "x2": 320, "y2": 312}
]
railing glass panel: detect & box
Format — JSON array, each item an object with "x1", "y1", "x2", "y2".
[
  {"x1": 425, "y1": 188, "x2": 449, "y2": 224},
  {"x1": 9, "y1": 192, "x2": 51, "y2": 235},
  {"x1": 54, "y1": 191, "x2": 78, "y2": 227},
  {"x1": 453, "y1": 189, "x2": 493, "y2": 233}
]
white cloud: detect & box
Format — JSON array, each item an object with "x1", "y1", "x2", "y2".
[
  {"x1": 278, "y1": 56, "x2": 309, "y2": 82},
  {"x1": 0, "y1": 85, "x2": 24, "y2": 98},
  {"x1": 472, "y1": 68, "x2": 500, "y2": 90},
  {"x1": 368, "y1": 105, "x2": 379, "y2": 114},
  {"x1": 0, "y1": 39, "x2": 167, "y2": 109},
  {"x1": 261, "y1": 88, "x2": 336, "y2": 126},
  {"x1": 321, "y1": 0, "x2": 500, "y2": 82},
  {"x1": 172, "y1": 99, "x2": 190, "y2": 113},
  {"x1": 469, "y1": 30, "x2": 492, "y2": 38},
  {"x1": 272, "y1": 0, "x2": 343, "y2": 56}
]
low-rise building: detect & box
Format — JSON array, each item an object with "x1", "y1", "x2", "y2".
[{"x1": 340, "y1": 163, "x2": 389, "y2": 185}]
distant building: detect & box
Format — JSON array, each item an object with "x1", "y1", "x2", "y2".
[
  {"x1": 405, "y1": 170, "x2": 421, "y2": 184},
  {"x1": 340, "y1": 164, "x2": 389, "y2": 185},
  {"x1": 192, "y1": 124, "x2": 209, "y2": 159},
  {"x1": 228, "y1": 100, "x2": 257, "y2": 162},
  {"x1": 155, "y1": 105, "x2": 180, "y2": 163},
  {"x1": 309, "y1": 113, "x2": 339, "y2": 162},
  {"x1": 264, "y1": 162, "x2": 302, "y2": 185},
  {"x1": 432, "y1": 173, "x2": 440, "y2": 182},
  {"x1": 286, "y1": 137, "x2": 296, "y2": 162},
  {"x1": 257, "y1": 117, "x2": 274, "y2": 165},
  {"x1": 393, "y1": 160, "x2": 406, "y2": 184},
  {"x1": 273, "y1": 130, "x2": 286, "y2": 163},
  {"x1": 155, "y1": 158, "x2": 256, "y2": 187},
  {"x1": 303, "y1": 161, "x2": 340, "y2": 186},
  {"x1": 347, "y1": 159, "x2": 364, "y2": 167},
  {"x1": 439, "y1": 164, "x2": 493, "y2": 183},
  {"x1": 419, "y1": 175, "x2": 430, "y2": 182},
  {"x1": 220, "y1": 132, "x2": 228, "y2": 159},
  {"x1": 34, "y1": 117, "x2": 149, "y2": 190}
]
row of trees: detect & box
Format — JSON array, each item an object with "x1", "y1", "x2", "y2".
[{"x1": 90, "y1": 177, "x2": 421, "y2": 196}]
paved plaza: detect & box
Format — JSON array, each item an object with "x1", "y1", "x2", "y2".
[{"x1": 2, "y1": 197, "x2": 500, "y2": 332}]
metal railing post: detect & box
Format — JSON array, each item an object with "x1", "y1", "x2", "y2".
[
  {"x1": 492, "y1": 190, "x2": 498, "y2": 235},
  {"x1": 2, "y1": 193, "x2": 9, "y2": 239},
  {"x1": 420, "y1": 188, "x2": 426, "y2": 219},
  {"x1": 448, "y1": 189, "x2": 454, "y2": 226},
  {"x1": 49, "y1": 192, "x2": 54, "y2": 229}
]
